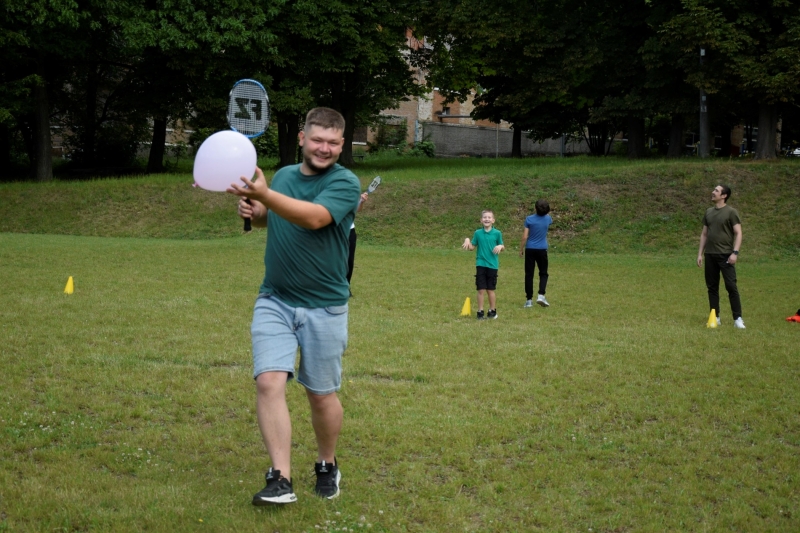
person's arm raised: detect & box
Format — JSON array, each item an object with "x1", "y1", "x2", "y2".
[{"x1": 228, "y1": 167, "x2": 333, "y2": 230}]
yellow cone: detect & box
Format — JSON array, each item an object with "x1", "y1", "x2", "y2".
[
  {"x1": 64, "y1": 276, "x2": 74, "y2": 295},
  {"x1": 706, "y1": 309, "x2": 717, "y2": 328},
  {"x1": 460, "y1": 297, "x2": 471, "y2": 316}
]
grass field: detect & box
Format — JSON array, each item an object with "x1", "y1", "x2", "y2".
[{"x1": 1, "y1": 157, "x2": 799, "y2": 532}]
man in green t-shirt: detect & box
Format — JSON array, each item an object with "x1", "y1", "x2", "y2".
[
  {"x1": 229, "y1": 108, "x2": 360, "y2": 505},
  {"x1": 697, "y1": 184, "x2": 745, "y2": 329}
]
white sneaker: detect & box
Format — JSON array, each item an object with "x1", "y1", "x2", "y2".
[
  {"x1": 524, "y1": 300, "x2": 533, "y2": 308},
  {"x1": 536, "y1": 294, "x2": 549, "y2": 307},
  {"x1": 734, "y1": 317, "x2": 746, "y2": 329},
  {"x1": 716, "y1": 317, "x2": 721, "y2": 326}
]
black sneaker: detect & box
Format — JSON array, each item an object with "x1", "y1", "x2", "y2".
[
  {"x1": 487, "y1": 309, "x2": 497, "y2": 319},
  {"x1": 252, "y1": 468, "x2": 297, "y2": 505},
  {"x1": 476, "y1": 310, "x2": 485, "y2": 320},
  {"x1": 314, "y1": 459, "x2": 341, "y2": 499}
]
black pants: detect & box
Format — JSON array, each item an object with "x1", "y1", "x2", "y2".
[
  {"x1": 346, "y1": 227, "x2": 357, "y2": 283},
  {"x1": 704, "y1": 253, "x2": 742, "y2": 320},
  {"x1": 524, "y1": 248, "x2": 549, "y2": 300}
]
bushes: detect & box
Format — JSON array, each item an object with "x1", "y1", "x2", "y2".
[
  {"x1": 367, "y1": 121, "x2": 435, "y2": 158},
  {"x1": 190, "y1": 124, "x2": 279, "y2": 159}
]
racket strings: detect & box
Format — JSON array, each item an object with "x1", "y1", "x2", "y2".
[{"x1": 228, "y1": 81, "x2": 269, "y2": 137}]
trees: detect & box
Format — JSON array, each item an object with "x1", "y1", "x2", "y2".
[
  {"x1": 1, "y1": 0, "x2": 281, "y2": 178},
  {"x1": 421, "y1": 0, "x2": 655, "y2": 157},
  {"x1": 114, "y1": 0, "x2": 278, "y2": 172},
  {"x1": 655, "y1": 0, "x2": 800, "y2": 159},
  {"x1": 1, "y1": 0, "x2": 87, "y2": 180},
  {"x1": 261, "y1": 0, "x2": 425, "y2": 167},
  {"x1": 3, "y1": 0, "x2": 799, "y2": 176},
  {"x1": 421, "y1": 0, "x2": 800, "y2": 159}
]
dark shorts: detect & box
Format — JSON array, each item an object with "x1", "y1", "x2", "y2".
[{"x1": 475, "y1": 266, "x2": 498, "y2": 291}]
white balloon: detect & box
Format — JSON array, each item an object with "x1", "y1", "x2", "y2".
[{"x1": 193, "y1": 131, "x2": 257, "y2": 192}]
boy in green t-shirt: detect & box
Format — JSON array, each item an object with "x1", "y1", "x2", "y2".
[{"x1": 462, "y1": 209, "x2": 505, "y2": 319}]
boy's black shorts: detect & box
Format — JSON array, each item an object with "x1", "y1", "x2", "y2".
[{"x1": 475, "y1": 266, "x2": 498, "y2": 291}]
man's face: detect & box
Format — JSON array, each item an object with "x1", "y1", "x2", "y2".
[
  {"x1": 299, "y1": 125, "x2": 344, "y2": 173},
  {"x1": 711, "y1": 185, "x2": 726, "y2": 202},
  {"x1": 481, "y1": 211, "x2": 495, "y2": 228}
]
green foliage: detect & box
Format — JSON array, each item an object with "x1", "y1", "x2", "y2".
[
  {"x1": 366, "y1": 123, "x2": 407, "y2": 154},
  {"x1": 408, "y1": 140, "x2": 436, "y2": 158},
  {"x1": 188, "y1": 127, "x2": 214, "y2": 150},
  {"x1": 188, "y1": 125, "x2": 279, "y2": 160},
  {"x1": 251, "y1": 125, "x2": 279, "y2": 159}
]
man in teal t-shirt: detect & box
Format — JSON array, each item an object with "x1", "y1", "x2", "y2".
[
  {"x1": 462, "y1": 209, "x2": 505, "y2": 319},
  {"x1": 229, "y1": 108, "x2": 360, "y2": 505}
]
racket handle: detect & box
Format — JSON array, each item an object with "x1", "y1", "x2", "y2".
[{"x1": 244, "y1": 199, "x2": 252, "y2": 232}]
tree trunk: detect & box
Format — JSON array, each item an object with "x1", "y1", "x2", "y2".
[
  {"x1": 511, "y1": 127, "x2": 522, "y2": 158},
  {"x1": 329, "y1": 71, "x2": 358, "y2": 167},
  {"x1": 32, "y1": 57, "x2": 53, "y2": 182},
  {"x1": 745, "y1": 122, "x2": 754, "y2": 154},
  {"x1": 626, "y1": 116, "x2": 646, "y2": 159},
  {"x1": 698, "y1": 89, "x2": 710, "y2": 158},
  {"x1": 147, "y1": 116, "x2": 167, "y2": 173},
  {"x1": 754, "y1": 102, "x2": 778, "y2": 160},
  {"x1": 667, "y1": 114, "x2": 685, "y2": 158},
  {"x1": 725, "y1": 124, "x2": 736, "y2": 157},
  {"x1": 584, "y1": 123, "x2": 609, "y2": 156},
  {"x1": 276, "y1": 113, "x2": 299, "y2": 168},
  {"x1": 83, "y1": 63, "x2": 99, "y2": 167},
  {"x1": 0, "y1": 123, "x2": 12, "y2": 180},
  {"x1": 338, "y1": 103, "x2": 356, "y2": 167}
]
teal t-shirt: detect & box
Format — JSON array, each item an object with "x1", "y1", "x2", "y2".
[
  {"x1": 260, "y1": 163, "x2": 361, "y2": 307},
  {"x1": 471, "y1": 227, "x2": 504, "y2": 269}
]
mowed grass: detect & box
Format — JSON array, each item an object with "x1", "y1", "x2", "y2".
[{"x1": 1, "y1": 232, "x2": 799, "y2": 532}]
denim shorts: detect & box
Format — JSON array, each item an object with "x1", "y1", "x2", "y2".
[{"x1": 251, "y1": 294, "x2": 348, "y2": 395}]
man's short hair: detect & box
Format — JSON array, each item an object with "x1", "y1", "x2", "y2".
[
  {"x1": 718, "y1": 184, "x2": 731, "y2": 203},
  {"x1": 305, "y1": 107, "x2": 345, "y2": 133},
  {"x1": 535, "y1": 199, "x2": 550, "y2": 215}
]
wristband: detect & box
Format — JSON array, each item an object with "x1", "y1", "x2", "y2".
[{"x1": 733, "y1": 251, "x2": 739, "y2": 255}]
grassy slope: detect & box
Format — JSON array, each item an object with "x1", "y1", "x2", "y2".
[{"x1": 1, "y1": 156, "x2": 798, "y2": 257}]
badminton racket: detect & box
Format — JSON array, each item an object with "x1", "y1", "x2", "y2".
[{"x1": 227, "y1": 79, "x2": 270, "y2": 231}]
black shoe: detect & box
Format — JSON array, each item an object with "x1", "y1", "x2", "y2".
[
  {"x1": 252, "y1": 468, "x2": 297, "y2": 505},
  {"x1": 487, "y1": 309, "x2": 497, "y2": 319},
  {"x1": 314, "y1": 459, "x2": 341, "y2": 499},
  {"x1": 476, "y1": 310, "x2": 485, "y2": 320}
]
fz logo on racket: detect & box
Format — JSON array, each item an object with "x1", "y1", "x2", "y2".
[
  {"x1": 225, "y1": 79, "x2": 270, "y2": 232},
  {"x1": 235, "y1": 98, "x2": 264, "y2": 121}
]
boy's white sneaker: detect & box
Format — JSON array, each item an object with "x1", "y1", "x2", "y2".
[
  {"x1": 717, "y1": 317, "x2": 721, "y2": 326},
  {"x1": 536, "y1": 295, "x2": 549, "y2": 307},
  {"x1": 734, "y1": 317, "x2": 746, "y2": 329},
  {"x1": 524, "y1": 300, "x2": 533, "y2": 308}
]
